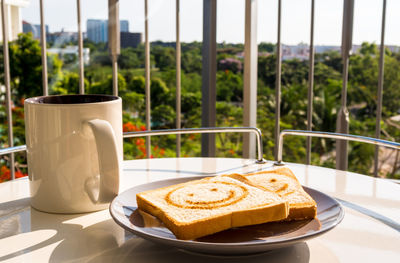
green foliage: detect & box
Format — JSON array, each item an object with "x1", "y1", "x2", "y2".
[
  {"x1": 216, "y1": 71, "x2": 243, "y2": 102},
  {"x1": 152, "y1": 104, "x2": 176, "y2": 128},
  {"x1": 128, "y1": 75, "x2": 146, "y2": 94},
  {"x1": 181, "y1": 47, "x2": 202, "y2": 74},
  {"x1": 1, "y1": 34, "x2": 400, "y2": 181},
  {"x1": 151, "y1": 77, "x2": 171, "y2": 106},
  {"x1": 258, "y1": 42, "x2": 275, "y2": 53},
  {"x1": 118, "y1": 48, "x2": 141, "y2": 69},
  {"x1": 89, "y1": 73, "x2": 126, "y2": 95},
  {"x1": 152, "y1": 46, "x2": 175, "y2": 70},
  {"x1": 52, "y1": 72, "x2": 90, "y2": 95},
  {"x1": 4, "y1": 33, "x2": 62, "y2": 98}
]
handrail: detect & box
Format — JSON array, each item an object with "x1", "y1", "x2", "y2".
[
  {"x1": 124, "y1": 127, "x2": 265, "y2": 163},
  {"x1": 0, "y1": 127, "x2": 266, "y2": 164},
  {"x1": 275, "y1": 130, "x2": 400, "y2": 166},
  {"x1": 0, "y1": 145, "x2": 26, "y2": 155}
]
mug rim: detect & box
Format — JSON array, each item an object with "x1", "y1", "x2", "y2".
[{"x1": 25, "y1": 94, "x2": 121, "y2": 106}]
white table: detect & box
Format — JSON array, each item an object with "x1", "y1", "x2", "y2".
[{"x1": 0, "y1": 158, "x2": 399, "y2": 262}]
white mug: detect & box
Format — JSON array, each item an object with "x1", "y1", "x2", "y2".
[{"x1": 24, "y1": 95, "x2": 123, "y2": 213}]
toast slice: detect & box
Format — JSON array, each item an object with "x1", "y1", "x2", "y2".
[
  {"x1": 228, "y1": 167, "x2": 317, "y2": 220},
  {"x1": 136, "y1": 176, "x2": 289, "y2": 240}
]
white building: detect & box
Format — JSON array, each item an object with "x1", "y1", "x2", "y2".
[
  {"x1": 47, "y1": 46, "x2": 90, "y2": 65},
  {"x1": 0, "y1": 0, "x2": 30, "y2": 41}
]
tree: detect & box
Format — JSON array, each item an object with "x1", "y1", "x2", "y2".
[
  {"x1": 258, "y1": 42, "x2": 275, "y2": 52},
  {"x1": 53, "y1": 72, "x2": 90, "y2": 95},
  {"x1": 152, "y1": 46, "x2": 175, "y2": 70},
  {"x1": 119, "y1": 48, "x2": 141, "y2": 69},
  {"x1": 216, "y1": 71, "x2": 243, "y2": 102},
  {"x1": 152, "y1": 104, "x2": 176, "y2": 128},
  {"x1": 128, "y1": 75, "x2": 145, "y2": 94},
  {"x1": 151, "y1": 77, "x2": 171, "y2": 106},
  {"x1": 89, "y1": 73, "x2": 126, "y2": 95},
  {"x1": 5, "y1": 33, "x2": 62, "y2": 99},
  {"x1": 182, "y1": 49, "x2": 202, "y2": 74}
]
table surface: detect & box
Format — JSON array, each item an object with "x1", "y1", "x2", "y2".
[{"x1": 0, "y1": 157, "x2": 399, "y2": 263}]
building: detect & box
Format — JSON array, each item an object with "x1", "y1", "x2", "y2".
[
  {"x1": 86, "y1": 19, "x2": 107, "y2": 43},
  {"x1": 120, "y1": 20, "x2": 129, "y2": 33},
  {"x1": 47, "y1": 31, "x2": 78, "y2": 45},
  {"x1": 47, "y1": 45, "x2": 90, "y2": 64},
  {"x1": 120, "y1": 32, "x2": 142, "y2": 48},
  {"x1": 86, "y1": 19, "x2": 129, "y2": 43},
  {"x1": 0, "y1": 0, "x2": 30, "y2": 41},
  {"x1": 22, "y1": 21, "x2": 49, "y2": 40}
]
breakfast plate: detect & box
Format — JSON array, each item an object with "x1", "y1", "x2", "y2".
[{"x1": 110, "y1": 176, "x2": 344, "y2": 255}]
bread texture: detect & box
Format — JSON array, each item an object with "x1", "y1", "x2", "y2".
[
  {"x1": 136, "y1": 176, "x2": 289, "y2": 240},
  {"x1": 232, "y1": 167, "x2": 317, "y2": 220}
]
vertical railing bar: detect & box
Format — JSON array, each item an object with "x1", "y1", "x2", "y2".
[
  {"x1": 144, "y1": 0, "x2": 151, "y2": 158},
  {"x1": 374, "y1": 0, "x2": 387, "y2": 177},
  {"x1": 108, "y1": 0, "x2": 120, "y2": 96},
  {"x1": 1, "y1": 0, "x2": 15, "y2": 180},
  {"x1": 175, "y1": 0, "x2": 181, "y2": 157},
  {"x1": 201, "y1": 0, "x2": 217, "y2": 157},
  {"x1": 39, "y1": 0, "x2": 48, "y2": 95},
  {"x1": 336, "y1": 0, "x2": 354, "y2": 171},
  {"x1": 274, "y1": 0, "x2": 282, "y2": 160},
  {"x1": 111, "y1": 55, "x2": 118, "y2": 95},
  {"x1": 306, "y1": 0, "x2": 315, "y2": 165},
  {"x1": 243, "y1": 0, "x2": 258, "y2": 159},
  {"x1": 77, "y1": 0, "x2": 85, "y2": 94}
]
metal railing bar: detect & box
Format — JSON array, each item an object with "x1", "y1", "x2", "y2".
[
  {"x1": 77, "y1": 0, "x2": 85, "y2": 94},
  {"x1": 274, "y1": 0, "x2": 282, "y2": 160},
  {"x1": 201, "y1": 0, "x2": 217, "y2": 157},
  {"x1": 306, "y1": 0, "x2": 315, "y2": 165},
  {"x1": 374, "y1": 0, "x2": 387, "y2": 177},
  {"x1": 0, "y1": 127, "x2": 266, "y2": 164},
  {"x1": 275, "y1": 130, "x2": 400, "y2": 165},
  {"x1": 176, "y1": 0, "x2": 181, "y2": 157},
  {"x1": 1, "y1": 1, "x2": 15, "y2": 180},
  {"x1": 124, "y1": 127, "x2": 265, "y2": 163},
  {"x1": 336, "y1": 0, "x2": 354, "y2": 171},
  {"x1": 108, "y1": 0, "x2": 120, "y2": 96},
  {"x1": 0, "y1": 146, "x2": 26, "y2": 156},
  {"x1": 243, "y1": 0, "x2": 258, "y2": 159},
  {"x1": 111, "y1": 55, "x2": 118, "y2": 95},
  {"x1": 39, "y1": 0, "x2": 48, "y2": 96},
  {"x1": 144, "y1": 0, "x2": 151, "y2": 158}
]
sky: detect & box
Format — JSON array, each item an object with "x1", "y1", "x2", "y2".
[{"x1": 21, "y1": 0, "x2": 400, "y2": 46}]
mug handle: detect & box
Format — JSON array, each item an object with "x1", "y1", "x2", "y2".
[{"x1": 85, "y1": 119, "x2": 120, "y2": 204}]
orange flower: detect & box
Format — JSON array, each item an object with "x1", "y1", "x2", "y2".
[
  {"x1": 123, "y1": 122, "x2": 137, "y2": 132},
  {"x1": 0, "y1": 165, "x2": 11, "y2": 182},
  {"x1": 15, "y1": 170, "x2": 27, "y2": 179},
  {"x1": 140, "y1": 125, "x2": 146, "y2": 131}
]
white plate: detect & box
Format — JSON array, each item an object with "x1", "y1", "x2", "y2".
[{"x1": 110, "y1": 176, "x2": 344, "y2": 255}]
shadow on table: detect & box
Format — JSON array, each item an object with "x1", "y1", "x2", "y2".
[
  {"x1": 0, "y1": 207, "x2": 125, "y2": 262},
  {"x1": 1, "y1": 201, "x2": 310, "y2": 263},
  {"x1": 83, "y1": 238, "x2": 310, "y2": 263}
]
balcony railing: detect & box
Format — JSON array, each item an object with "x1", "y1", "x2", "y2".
[{"x1": 0, "y1": 0, "x2": 397, "y2": 180}]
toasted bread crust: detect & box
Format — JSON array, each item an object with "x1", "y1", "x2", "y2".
[
  {"x1": 287, "y1": 205, "x2": 317, "y2": 220},
  {"x1": 239, "y1": 167, "x2": 317, "y2": 220}
]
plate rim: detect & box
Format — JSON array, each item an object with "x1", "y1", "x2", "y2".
[{"x1": 110, "y1": 176, "x2": 345, "y2": 247}]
